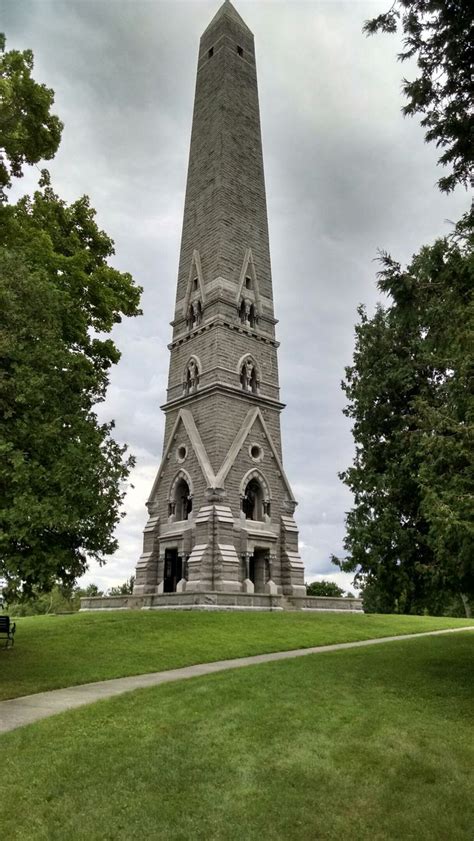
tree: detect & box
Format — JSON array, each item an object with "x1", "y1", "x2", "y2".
[
  {"x1": 364, "y1": 0, "x2": 473, "y2": 193},
  {"x1": 306, "y1": 580, "x2": 345, "y2": 598},
  {"x1": 0, "y1": 35, "x2": 63, "y2": 200},
  {"x1": 0, "y1": 38, "x2": 142, "y2": 599},
  {"x1": 82, "y1": 583, "x2": 104, "y2": 598},
  {"x1": 336, "y1": 216, "x2": 473, "y2": 613},
  {"x1": 336, "y1": 2, "x2": 473, "y2": 616},
  {"x1": 5, "y1": 581, "x2": 105, "y2": 615},
  {"x1": 108, "y1": 576, "x2": 135, "y2": 596}
]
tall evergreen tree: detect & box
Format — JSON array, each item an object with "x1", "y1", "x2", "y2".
[
  {"x1": 338, "y1": 218, "x2": 473, "y2": 613},
  {"x1": 364, "y1": 0, "x2": 473, "y2": 193},
  {"x1": 337, "y1": 2, "x2": 473, "y2": 613}
]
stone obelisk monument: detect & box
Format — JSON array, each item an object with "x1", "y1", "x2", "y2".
[{"x1": 134, "y1": 0, "x2": 305, "y2": 603}]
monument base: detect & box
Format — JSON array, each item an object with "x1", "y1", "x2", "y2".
[{"x1": 80, "y1": 592, "x2": 363, "y2": 613}]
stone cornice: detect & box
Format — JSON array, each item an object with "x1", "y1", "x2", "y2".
[
  {"x1": 168, "y1": 318, "x2": 280, "y2": 350},
  {"x1": 160, "y1": 382, "x2": 285, "y2": 413}
]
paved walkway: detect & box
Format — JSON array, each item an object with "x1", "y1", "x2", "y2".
[{"x1": 1, "y1": 625, "x2": 472, "y2": 734}]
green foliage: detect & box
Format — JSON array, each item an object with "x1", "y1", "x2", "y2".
[
  {"x1": 0, "y1": 34, "x2": 63, "y2": 200},
  {"x1": 0, "y1": 38, "x2": 142, "y2": 598},
  {"x1": 364, "y1": 0, "x2": 472, "y2": 192},
  {"x1": 108, "y1": 575, "x2": 135, "y2": 596},
  {"x1": 337, "y1": 214, "x2": 473, "y2": 613},
  {"x1": 359, "y1": 577, "x2": 468, "y2": 616},
  {"x1": 0, "y1": 188, "x2": 142, "y2": 597},
  {"x1": 306, "y1": 579, "x2": 345, "y2": 597},
  {"x1": 4, "y1": 582, "x2": 105, "y2": 616}
]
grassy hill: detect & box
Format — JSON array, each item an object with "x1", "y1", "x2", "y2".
[
  {"x1": 1, "y1": 631, "x2": 472, "y2": 840},
  {"x1": 0, "y1": 609, "x2": 472, "y2": 700}
]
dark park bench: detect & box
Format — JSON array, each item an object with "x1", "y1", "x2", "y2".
[{"x1": 0, "y1": 615, "x2": 16, "y2": 649}]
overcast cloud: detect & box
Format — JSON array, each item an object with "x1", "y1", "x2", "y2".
[{"x1": 2, "y1": 0, "x2": 469, "y2": 593}]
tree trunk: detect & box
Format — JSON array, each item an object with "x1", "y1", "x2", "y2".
[{"x1": 460, "y1": 593, "x2": 471, "y2": 618}]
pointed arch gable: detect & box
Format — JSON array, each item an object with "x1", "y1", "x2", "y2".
[
  {"x1": 235, "y1": 248, "x2": 261, "y2": 313},
  {"x1": 215, "y1": 407, "x2": 296, "y2": 503},
  {"x1": 183, "y1": 249, "x2": 206, "y2": 315},
  {"x1": 146, "y1": 409, "x2": 216, "y2": 507}
]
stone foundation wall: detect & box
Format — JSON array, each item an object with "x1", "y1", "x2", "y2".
[{"x1": 80, "y1": 593, "x2": 363, "y2": 613}]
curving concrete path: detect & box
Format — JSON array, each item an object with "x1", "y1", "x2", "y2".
[{"x1": 1, "y1": 625, "x2": 472, "y2": 734}]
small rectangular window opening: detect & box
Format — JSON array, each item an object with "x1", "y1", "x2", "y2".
[
  {"x1": 193, "y1": 278, "x2": 198, "y2": 290},
  {"x1": 208, "y1": 47, "x2": 214, "y2": 58},
  {"x1": 237, "y1": 45, "x2": 243, "y2": 57},
  {"x1": 245, "y1": 276, "x2": 251, "y2": 289}
]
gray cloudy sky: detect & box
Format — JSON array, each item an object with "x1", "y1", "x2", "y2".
[{"x1": 3, "y1": 0, "x2": 469, "y2": 592}]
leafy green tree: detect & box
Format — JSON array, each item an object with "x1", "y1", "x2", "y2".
[
  {"x1": 82, "y1": 583, "x2": 104, "y2": 598},
  {"x1": 364, "y1": 0, "x2": 472, "y2": 193},
  {"x1": 5, "y1": 581, "x2": 105, "y2": 615},
  {"x1": 337, "y1": 216, "x2": 473, "y2": 613},
  {"x1": 0, "y1": 37, "x2": 142, "y2": 599},
  {"x1": 0, "y1": 34, "x2": 62, "y2": 200},
  {"x1": 108, "y1": 575, "x2": 135, "y2": 596},
  {"x1": 306, "y1": 580, "x2": 345, "y2": 597},
  {"x1": 6, "y1": 583, "x2": 75, "y2": 616}
]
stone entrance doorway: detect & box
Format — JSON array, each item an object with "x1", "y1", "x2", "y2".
[
  {"x1": 249, "y1": 548, "x2": 268, "y2": 593},
  {"x1": 163, "y1": 549, "x2": 182, "y2": 593}
]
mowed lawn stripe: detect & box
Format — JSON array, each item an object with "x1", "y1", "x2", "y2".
[
  {"x1": 1, "y1": 625, "x2": 471, "y2": 733},
  {"x1": 0, "y1": 609, "x2": 472, "y2": 701},
  {"x1": 2, "y1": 632, "x2": 473, "y2": 841}
]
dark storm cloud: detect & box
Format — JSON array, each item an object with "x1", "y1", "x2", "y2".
[{"x1": 3, "y1": 0, "x2": 468, "y2": 590}]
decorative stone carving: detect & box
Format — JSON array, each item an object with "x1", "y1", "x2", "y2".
[{"x1": 184, "y1": 358, "x2": 199, "y2": 395}]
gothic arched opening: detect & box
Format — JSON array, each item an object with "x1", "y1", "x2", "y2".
[
  {"x1": 242, "y1": 477, "x2": 264, "y2": 521},
  {"x1": 173, "y1": 477, "x2": 192, "y2": 521}
]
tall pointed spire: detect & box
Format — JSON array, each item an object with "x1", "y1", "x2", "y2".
[
  {"x1": 174, "y1": 0, "x2": 273, "y2": 321},
  {"x1": 203, "y1": 0, "x2": 252, "y2": 37},
  {"x1": 133, "y1": 2, "x2": 305, "y2": 603}
]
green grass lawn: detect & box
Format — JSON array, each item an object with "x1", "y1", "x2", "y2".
[
  {"x1": 0, "y1": 610, "x2": 472, "y2": 700},
  {"x1": 1, "y1": 632, "x2": 472, "y2": 840}
]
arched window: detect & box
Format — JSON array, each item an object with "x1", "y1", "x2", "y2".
[
  {"x1": 241, "y1": 469, "x2": 271, "y2": 522},
  {"x1": 174, "y1": 477, "x2": 192, "y2": 521},
  {"x1": 242, "y1": 478, "x2": 264, "y2": 521},
  {"x1": 169, "y1": 475, "x2": 193, "y2": 521},
  {"x1": 184, "y1": 358, "x2": 199, "y2": 395},
  {"x1": 240, "y1": 358, "x2": 258, "y2": 394}
]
